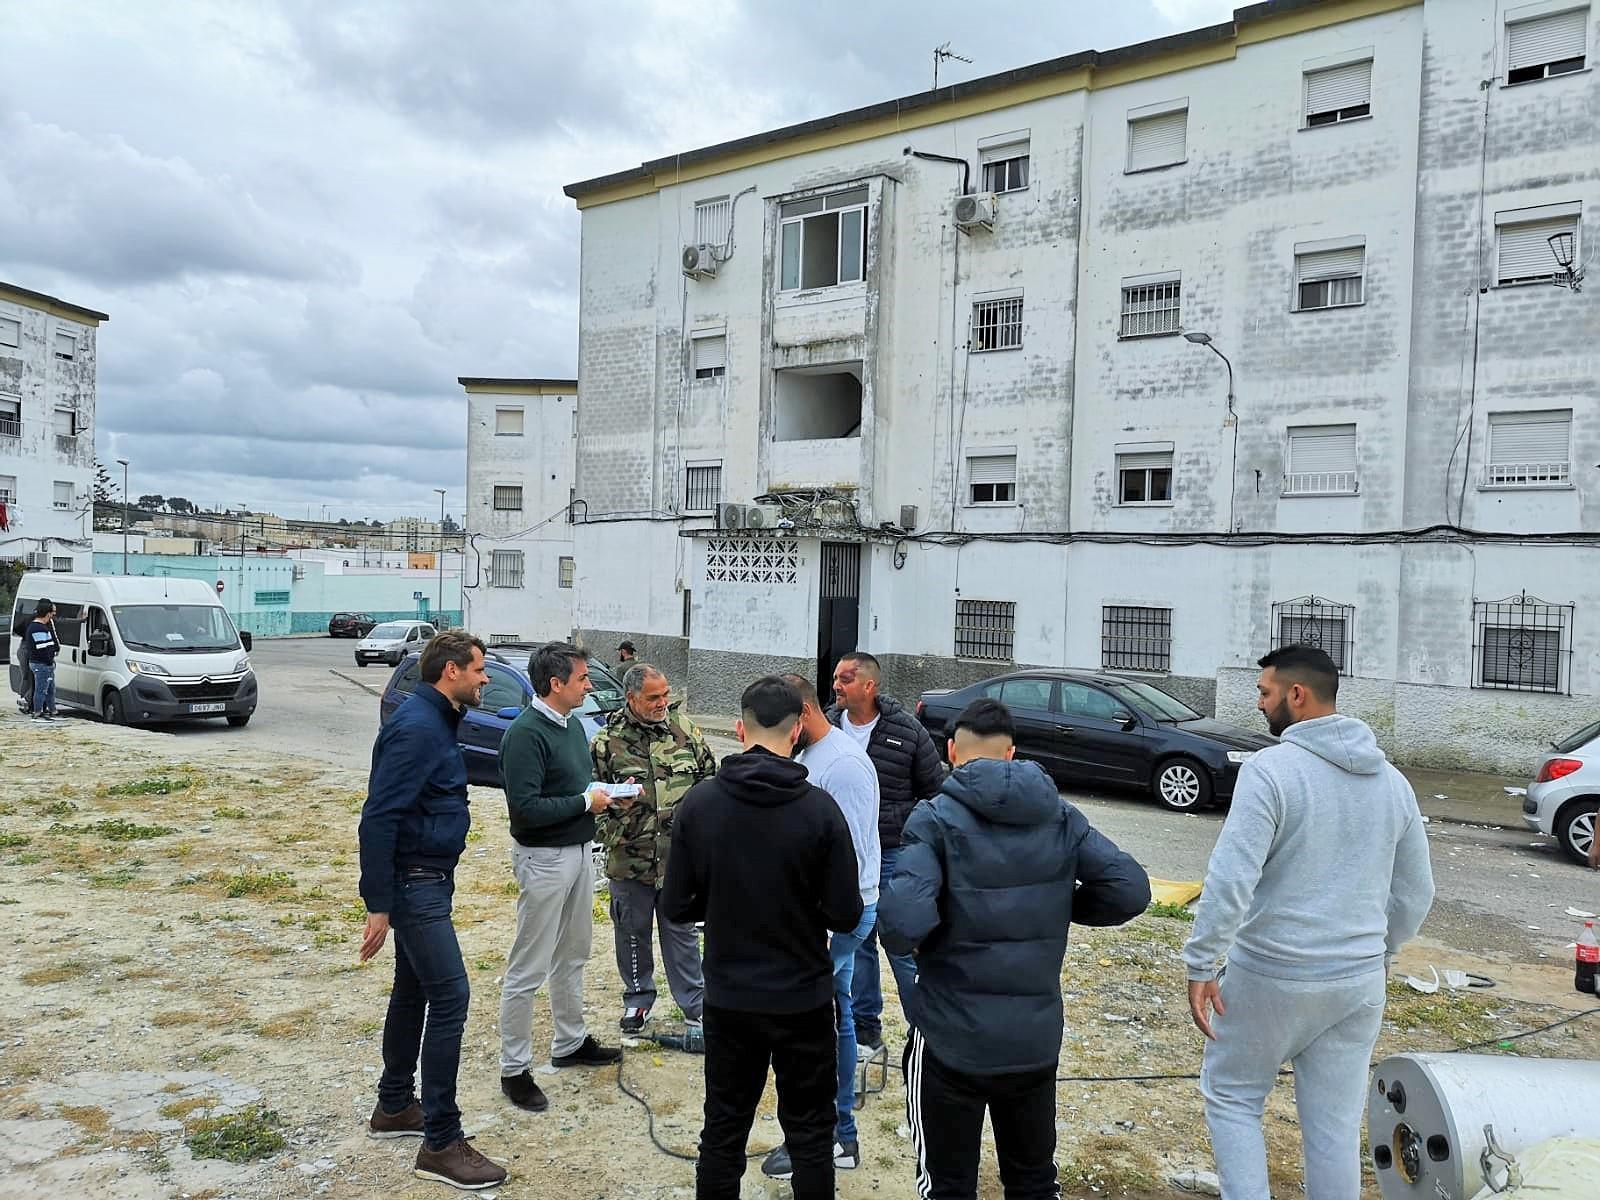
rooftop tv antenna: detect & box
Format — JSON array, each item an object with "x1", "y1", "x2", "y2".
[{"x1": 933, "y1": 42, "x2": 972, "y2": 90}]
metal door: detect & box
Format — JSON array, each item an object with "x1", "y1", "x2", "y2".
[{"x1": 816, "y1": 542, "x2": 861, "y2": 698}]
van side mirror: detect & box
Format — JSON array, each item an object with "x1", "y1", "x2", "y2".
[
  {"x1": 88, "y1": 632, "x2": 113, "y2": 657},
  {"x1": 240, "y1": 631, "x2": 253, "y2": 651}
]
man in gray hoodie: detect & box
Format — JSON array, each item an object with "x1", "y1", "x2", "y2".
[{"x1": 1183, "y1": 644, "x2": 1434, "y2": 1200}]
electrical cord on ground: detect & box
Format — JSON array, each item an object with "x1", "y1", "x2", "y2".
[{"x1": 614, "y1": 1051, "x2": 773, "y2": 1164}]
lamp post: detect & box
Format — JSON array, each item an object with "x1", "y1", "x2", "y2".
[
  {"x1": 236, "y1": 502, "x2": 248, "y2": 630},
  {"x1": 115, "y1": 458, "x2": 129, "y2": 574},
  {"x1": 434, "y1": 489, "x2": 446, "y2": 623},
  {"x1": 1183, "y1": 331, "x2": 1239, "y2": 532}
]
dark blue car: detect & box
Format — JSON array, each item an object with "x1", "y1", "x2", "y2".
[{"x1": 379, "y1": 647, "x2": 626, "y2": 787}]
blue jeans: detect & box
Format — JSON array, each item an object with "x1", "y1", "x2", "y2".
[
  {"x1": 379, "y1": 870, "x2": 470, "y2": 1150},
  {"x1": 853, "y1": 848, "x2": 917, "y2": 1043},
  {"x1": 30, "y1": 663, "x2": 56, "y2": 715},
  {"x1": 830, "y1": 903, "x2": 876, "y2": 1142}
]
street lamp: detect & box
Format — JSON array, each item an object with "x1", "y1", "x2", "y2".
[
  {"x1": 1184, "y1": 331, "x2": 1239, "y2": 533},
  {"x1": 115, "y1": 458, "x2": 129, "y2": 574},
  {"x1": 434, "y1": 488, "x2": 446, "y2": 622}
]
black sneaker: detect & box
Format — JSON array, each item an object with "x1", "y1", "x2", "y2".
[
  {"x1": 760, "y1": 1143, "x2": 793, "y2": 1180},
  {"x1": 500, "y1": 1070, "x2": 549, "y2": 1112},
  {"x1": 552, "y1": 1034, "x2": 622, "y2": 1068},
  {"x1": 619, "y1": 1007, "x2": 649, "y2": 1035}
]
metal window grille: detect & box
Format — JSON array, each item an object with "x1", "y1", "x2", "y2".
[
  {"x1": 51, "y1": 557, "x2": 73, "y2": 572},
  {"x1": 1285, "y1": 424, "x2": 1358, "y2": 496},
  {"x1": 0, "y1": 400, "x2": 18, "y2": 438},
  {"x1": 682, "y1": 589, "x2": 692, "y2": 639},
  {"x1": 558, "y1": 556, "x2": 575, "y2": 589},
  {"x1": 487, "y1": 550, "x2": 524, "y2": 588},
  {"x1": 694, "y1": 197, "x2": 731, "y2": 246},
  {"x1": 1474, "y1": 591, "x2": 1573, "y2": 693},
  {"x1": 954, "y1": 599, "x2": 1016, "y2": 661},
  {"x1": 1271, "y1": 595, "x2": 1355, "y2": 673},
  {"x1": 488, "y1": 633, "x2": 520, "y2": 645},
  {"x1": 981, "y1": 153, "x2": 1030, "y2": 193},
  {"x1": 1102, "y1": 606, "x2": 1172, "y2": 672},
  {"x1": 492, "y1": 485, "x2": 523, "y2": 511},
  {"x1": 254, "y1": 590, "x2": 291, "y2": 606},
  {"x1": 971, "y1": 297, "x2": 1023, "y2": 351},
  {"x1": 705, "y1": 537, "x2": 801, "y2": 584},
  {"x1": 684, "y1": 464, "x2": 722, "y2": 511},
  {"x1": 1486, "y1": 409, "x2": 1572, "y2": 486},
  {"x1": 1120, "y1": 281, "x2": 1181, "y2": 337}
]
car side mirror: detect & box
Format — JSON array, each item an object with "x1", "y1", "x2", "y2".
[
  {"x1": 496, "y1": 706, "x2": 522, "y2": 720},
  {"x1": 1114, "y1": 711, "x2": 1137, "y2": 731},
  {"x1": 240, "y1": 631, "x2": 253, "y2": 651},
  {"x1": 88, "y1": 632, "x2": 112, "y2": 657}
]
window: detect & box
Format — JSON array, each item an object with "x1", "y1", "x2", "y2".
[
  {"x1": 51, "y1": 557, "x2": 73, "y2": 573},
  {"x1": 1496, "y1": 209, "x2": 1580, "y2": 285},
  {"x1": 0, "y1": 316, "x2": 18, "y2": 348},
  {"x1": 682, "y1": 588, "x2": 692, "y2": 639},
  {"x1": 691, "y1": 332, "x2": 727, "y2": 379},
  {"x1": 967, "y1": 453, "x2": 1017, "y2": 505},
  {"x1": 971, "y1": 296, "x2": 1023, "y2": 351},
  {"x1": 1475, "y1": 591, "x2": 1572, "y2": 693},
  {"x1": 0, "y1": 396, "x2": 18, "y2": 439},
  {"x1": 53, "y1": 408, "x2": 77, "y2": 438},
  {"x1": 1295, "y1": 242, "x2": 1365, "y2": 310},
  {"x1": 1102, "y1": 605, "x2": 1173, "y2": 671},
  {"x1": 779, "y1": 187, "x2": 868, "y2": 291},
  {"x1": 694, "y1": 196, "x2": 732, "y2": 246},
  {"x1": 492, "y1": 485, "x2": 523, "y2": 512},
  {"x1": 392, "y1": 660, "x2": 424, "y2": 693},
  {"x1": 487, "y1": 633, "x2": 521, "y2": 646},
  {"x1": 0, "y1": 474, "x2": 14, "y2": 503},
  {"x1": 53, "y1": 481, "x2": 72, "y2": 511},
  {"x1": 1120, "y1": 278, "x2": 1181, "y2": 337},
  {"x1": 495, "y1": 407, "x2": 524, "y2": 436},
  {"x1": 954, "y1": 599, "x2": 1015, "y2": 661},
  {"x1": 1304, "y1": 58, "x2": 1372, "y2": 125},
  {"x1": 1271, "y1": 595, "x2": 1354, "y2": 673},
  {"x1": 1126, "y1": 102, "x2": 1188, "y2": 172},
  {"x1": 1285, "y1": 424, "x2": 1358, "y2": 495},
  {"x1": 558, "y1": 556, "x2": 575, "y2": 588},
  {"x1": 980, "y1": 133, "x2": 1031, "y2": 193},
  {"x1": 477, "y1": 665, "x2": 526, "y2": 712},
  {"x1": 684, "y1": 462, "x2": 722, "y2": 512},
  {"x1": 53, "y1": 331, "x2": 75, "y2": 361},
  {"x1": 773, "y1": 364, "x2": 862, "y2": 440},
  {"x1": 487, "y1": 549, "x2": 524, "y2": 588},
  {"x1": 992, "y1": 676, "x2": 1052, "y2": 710},
  {"x1": 254, "y1": 590, "x2": 291, "y2": 606},
  {"x1": 1506, "y1": 5, "x2": 1588, "y2": 84},
  {"x1": 1058, "y1": 681, "x2": 1126, "y2": 721},
  {"x1": 1117, "y1": 447, "x2": 1174, "y2": 505},
  {"x1": 1486, "y1": 409, "x2": 1572, "y2": 486}
]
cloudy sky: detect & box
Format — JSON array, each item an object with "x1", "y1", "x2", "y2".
[{"x1": 0, "y1": 0, "x2": 1233, "y2": 522}]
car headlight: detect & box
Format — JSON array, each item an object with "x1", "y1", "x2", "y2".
[
  {"x1": 126, "y1": 659, "x2": 169, "y2": 676},
  {"x1": 233, "y1": 655, "x2": 251, "y2": 673},
  {"x1": 1226, "y1": 751, "x2": 1256, "y2": 764}
]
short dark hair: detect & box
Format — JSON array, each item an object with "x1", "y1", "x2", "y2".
[
  {"x1": 419, "y1": 629, "x2": 486, "y2": 683},
  {"x1": 1258, "y1": 644, "x2": 1339, "y2": 702},
  {"x1": 34, "y1": 598, "x2": 55, "y2": 616},
  {"x1": 530, "y1": 641, "x2": 589, "y2": 696},
  {"x1": 953, "y1": 698, "x2": 1014, "y2": 742},
  {"x1": 779, "y1": 672, "x2": 822, "y2": 710},
  {"x1": 618, "y1": 640, "x2": 636, "y2": 654},
  {"x1": 836, "y1": 651, "x2": 880, "y2": 679},
  {"x1": 741, "y1": 675, "x2": 802, "y2": 732}
]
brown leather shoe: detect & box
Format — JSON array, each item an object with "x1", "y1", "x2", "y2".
[
  {"x1": 367, "y1": 1099, "x2": 424, "y2": 1139},
  {"x1": 413, "y1": 1138, "x2": 508, "y2": 1190}
]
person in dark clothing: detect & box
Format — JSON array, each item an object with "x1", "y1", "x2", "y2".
[
  {"x1": 663, "y1": 675, "x2": 863, "y2": 1200},
  {"x1": 824, "y1": 651, "x2": 944, "y2": 1051},
  {"x1": 880, "y1": 698, "x2": 1150, "y2": 1200},
  {"x1": 357, "y1": 630, "x2": 508, "y2": 1192},
  {"x1": 23, "y1": 599, "x2": 60, "y2": 719}
]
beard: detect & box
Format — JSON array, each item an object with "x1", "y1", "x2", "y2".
[
  {"x1": 1264, "y1": 698, "x2": 1293, "y2": 737},
  {"x1": 793, "y1": 726, "x2": 814, "y2": 754}
]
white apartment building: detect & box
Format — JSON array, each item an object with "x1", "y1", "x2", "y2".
[
  {"x1": 459, "y1": 378, "x2": 578, "y2": 645},
  {"x1": 561, "y1": 0, "x2": 1599, "y2": 771},
  {"x1": 0, "y1": 281, "x2": 108, "y2": 576}
]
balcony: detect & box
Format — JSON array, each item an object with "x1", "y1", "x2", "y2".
[
  {"x1": 0, "y1": 415, "x2": 19, "y2": 439},
  {"x1": 1283, "y1": 471, "x2": 1358, "y2": 497},
  {"x1": 1482, "y1": 460, "x2": 1570, "y2": 488}
]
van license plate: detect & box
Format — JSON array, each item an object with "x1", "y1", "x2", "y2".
[{"x1": 188, "y1": 703, "x2": 226, "y2": 714}]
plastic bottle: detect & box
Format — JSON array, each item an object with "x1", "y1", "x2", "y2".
[{"x1": 1576, "y1": 921, "x2": 1599, "y2": 994}]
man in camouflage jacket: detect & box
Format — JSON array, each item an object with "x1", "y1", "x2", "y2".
[{"x1": 591, "y1": 663, "x2": 718, "y2": 1035}]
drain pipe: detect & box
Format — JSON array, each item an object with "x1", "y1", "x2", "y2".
[{"x1": 903, "y1": 147, "x2": 970, "y2": 197}]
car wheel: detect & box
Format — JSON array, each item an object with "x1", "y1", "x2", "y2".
[
  {"x1": 226, "y1": 713, "x2": 251, "y2": 727},
  {"x1": 1154, "y1": 756, "x2": 1213, "y2": 812},
  {"x1": 1556, "y1": 800, "x2": 1599, "y2": 866},
  {"x1": 102, "y1": 690, "x2": 125, "y2": 726}
]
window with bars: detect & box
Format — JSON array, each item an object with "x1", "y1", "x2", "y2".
[
  {"x1": 1117, "y1": 449, "x2": 1174, "y2": 505},
  {"x1": 691, "y1": 332, "x2": 726, "y2": 379},
  {"x1": 1285, "y1": 424, "x2": 1358, "y2": 496},
  {"x1": 1295, "y1": 243, "x2": 1365, "y2": 310},
  {"x1": 779, "y1": 187, "x2": 868, "y2": 291},
  {"x1": 558, "y1": 556, "x2": 575, "y2": 589},
  {"x1": 1102, "y1": 605, "x2": 1172, "y2": 672},
  {"x1": 52, "y1": 557, "x2": 73, "y2": 573},
  {"x1": 0, "y1": 396, "x2": 19, "y2": 439},
  {"x1": 1485, "y1": 409, "x2": 1572, "y2": 487},
  {"x1": 492, "y1": 485, "x2": 523, "y2": 511},
  {"x1": 1304, "y1": 58, "x2": 1372, "y2": 125},
  {"x1": 1126, "y1": 105, "x2": 1188, "y2": 172},
  {"x1": 488, "y1": 633, "x2": 521, "y2": 645},
  {"x1": 981, "y1": 148, "x2": 1030, "y2": 193},
  {"x1": 695, "y1": 196, "x2": 732, "y2": 246},
  {"x1": 487, "y1": 550, "x2": 524, "y2": 588},
  {"x1": 967, "y1": 453, "x2": 1016, "y2": 505},
  {"x1": 0, "y1": 474, "x2": 14, "y2": 503},
  {"x1": 1506, "y1": 6, "x2": 1588, "y2": 84},
  {"x1": 971, "y1": 296, "x2": 1023, "y2": 351},
  {"x1": 1120, "y1": 279, "x2": 1181, "y2": 337},
  {"x1": 682, "y1": 589, "x2": 693, "y2": 639},
  {"x1": 1271, "y1": 595, "x2": 1355, "y2": 673},
  {"x1": 954, "y1": 599, "x2": 1016, "y2": 661},
  {"x1": 495, "y1": 407, "x2": 524, "y2": 435},
  {"x1": 1475, "y1": 591, "x2": 1573, "y2": 693},
  {"x1": 1496, "y1": 210, "x2": 1580, "y2": 284},
  {"x1": 684, "y1": 462, "x2": 722, "y2": 512}
]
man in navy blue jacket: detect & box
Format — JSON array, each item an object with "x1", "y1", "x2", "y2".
[
  {"x1": 357, "y1": 630, "x2": 508, "y2": 1191},
  {"x1": 879, "y1": 699, "x2": 1150, "y2": 1199}
]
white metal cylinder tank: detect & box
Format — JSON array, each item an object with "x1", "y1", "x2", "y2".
[{"x1": 1368, "y1": 1053, "x2": 1600, "y2": 1200}]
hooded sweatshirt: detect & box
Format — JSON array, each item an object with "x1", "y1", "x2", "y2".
[
  {"x1": 661, "y1": 745, "x2": 862, "y2": 1013},
  {"x1": 879, "y1": 757, "x2": 1150, "y2": 1075},
  {"x1": 1183, "y1": 713, "x2": 1435, "y2": 983}
]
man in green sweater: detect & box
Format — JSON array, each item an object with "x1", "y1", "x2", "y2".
[{"x1": 498, "y1": 642, "x2": 623, "y2": 1114}]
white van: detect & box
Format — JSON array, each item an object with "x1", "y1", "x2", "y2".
[
  {"x1": 8, "y1": 574, "x2": 258, "y2": 727},
  {"x1": 354, "y1": 619, "x2": 437, "y2": 668}
]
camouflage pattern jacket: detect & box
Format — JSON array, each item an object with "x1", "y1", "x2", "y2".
[{"x1": 590, "y1": 702, "x2": 717, "y2": 888}]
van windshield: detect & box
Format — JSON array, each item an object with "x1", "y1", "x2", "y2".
[
  {"x1": 370, "y1": 623, "x2": 414, "y2": 639},
  {"x1": 112, "y1": 604, "x2": 242, "y2": 653}
]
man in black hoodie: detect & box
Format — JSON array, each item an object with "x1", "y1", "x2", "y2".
[
  {"x1": 880, "y1": 699, "x2": 1150, "y2": 1199},
  {"x1": 663, "y1": 675, "x2": 863, "y2": 1200}
]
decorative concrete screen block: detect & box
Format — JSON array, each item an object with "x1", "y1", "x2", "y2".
[{"x1": 705, "y1": 538, "x2": 800, "y2": 585}]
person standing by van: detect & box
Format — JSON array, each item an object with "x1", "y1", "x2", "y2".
[{"x1": 24, "y1": 600, "x2": 59, "y2": 720}]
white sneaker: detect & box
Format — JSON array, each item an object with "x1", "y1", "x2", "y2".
[{"x1": 834, "y1": 1140, "x2": 860, "y2": 1169}]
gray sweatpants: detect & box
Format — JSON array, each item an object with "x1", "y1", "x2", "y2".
[
  {"x1": 1200, "y1": 961, "x2": 1385, "y2": 1200},
  {"x1": 499, "y1": 842, "x2": 593, "y2": 1074},
  {"x1": 609, "y1": 876, "x2": 704, "y2": 1021}
]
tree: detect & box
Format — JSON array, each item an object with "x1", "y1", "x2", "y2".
[
  {"x1": 93, "y1": 462, "x2": 115, "y2": 506},
  {"x1": 441, "y1": 514, "x2": 461, "y2": 533},
  {"x1": 337, "y1": 518, "x2": 349, "y2": 526},
  {"x1": 138, "y1": 494, "x2": 165, "y2": 510},
  {"x1": 168, "y1": 497, "x2": 193, "y2": 514}
]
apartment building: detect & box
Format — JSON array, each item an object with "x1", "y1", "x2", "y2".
[
  {"x1": 561, "y1": 0, "x2": 1599, "y2": 771},
  {"x1": 0, "y1": 281, "x2": 108, "y2": 575}
]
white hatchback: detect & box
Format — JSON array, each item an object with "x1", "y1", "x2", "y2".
[
  {"x1": 1523, "y1": 717, "x2": 1600, "y2": 865},
  {"x1": 354, "y1": 620, "x2": 437, "y2": 668}
]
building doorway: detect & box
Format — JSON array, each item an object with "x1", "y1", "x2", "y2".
[{"x1": 816, "y1": 541, "x2": 860, "y2": 698}]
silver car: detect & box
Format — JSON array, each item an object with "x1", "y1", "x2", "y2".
[{"x1": 1524, "y1": 717, "x2": 1600, "y2": 865}]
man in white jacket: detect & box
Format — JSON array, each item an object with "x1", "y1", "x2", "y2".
[{"x1": 1183, "y1": 644, "x2": 1435, "y2": 1200}]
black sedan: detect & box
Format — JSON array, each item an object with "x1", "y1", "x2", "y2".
[
  {"x1": 328, "y1": 612, "x2": 377, "y2": 638},
  {"x1": 916, "y1": 670, "x2": 1275, "y2": 812}
]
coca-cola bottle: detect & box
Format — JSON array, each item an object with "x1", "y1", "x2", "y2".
[{"x1": 1576, "y1": 921, "x2": 1599, "y2": 994}]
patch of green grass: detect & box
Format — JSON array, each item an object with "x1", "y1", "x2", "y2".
[
  {"x1": 0, "y1": 832, "x2": 32, "y2": 849},
  {"x1": 38, "y1": 800, "x2": 77, "y2": 817},
  {"x1": 1383, "y1": 981, "x2": 1500, "y2": 1046},
  {"x1": 0, "y1": 897, "x2": 18, "y2": 905},
  {"x1": 89, "y1": 866, "x2": 141, "y2": 888},
  {"x1": 184, "y1": 1106, "x2": 285, "y2": 1163},
  {"x1": 89, "y1": 818, "x2": 175, "y2": 842},
  {"x1": 473, "y1": 958, "x2": 496, "y2": 972},
  {"x1": 108, "y1": 774, "x2": 196, "y2": 797},
  {"x1": 222, "y1": 871, "x2": 296, "y2": 898},
  {"x1": 211, "y1": 805, "x2": 248, "y2": 820},
  {"x1": 14, "y1": 851, "x2": 43, "y2": 865},
  {"x1": 1147, "y1": 899, "x2": 1195, "y2": 921}
]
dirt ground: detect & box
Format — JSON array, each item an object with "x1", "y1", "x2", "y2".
[{"x1": 2, "y1": 712, "x2": 1597, "y2": 1200}]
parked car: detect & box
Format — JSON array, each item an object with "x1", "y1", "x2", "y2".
[
  {"x1": 354, "y1": 620, "x2": 437, "y2": 668},
  {"x1": 328, "y1": 612, "x2": 377, "y2": 638},
  {"x1": 1522, "y1": 717, "x2": 1600, "y2": 865},
  {"x1": 378, "y1": 648, "x2": 627, "y2": 786},
  {"x1": 916, "y1": 670, "x2": 1275, "y2": 811}
]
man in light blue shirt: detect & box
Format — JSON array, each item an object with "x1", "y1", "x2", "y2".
[{"x1": 760, "y1": 672, "x2": 881, "y2": 1179}]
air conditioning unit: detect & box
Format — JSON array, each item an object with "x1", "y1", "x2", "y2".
[
  {"x1": 681, "y1": 243, "x2": 721, "y2": 279},
  {"x1": 953, "y1": 192, "x2": 996, "y2": 233},
  {"x1": 745, "y1": 504, "x2": 782, "y2": 529},
  {"x1": 25, "y1": 552, "x2": 50, "y2": 570},
  {"x1": 715, "y1": 502, "x2": 747, "y2": 530}
]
